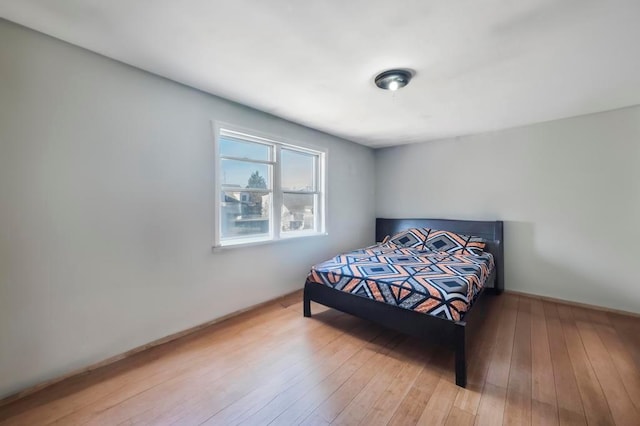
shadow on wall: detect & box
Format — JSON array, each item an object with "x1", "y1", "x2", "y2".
[{"x1": 503, "y1": 221, "x2": 637, "y2": 313}]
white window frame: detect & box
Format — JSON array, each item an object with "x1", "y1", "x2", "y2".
[{"x1": 213, "y1": 122, "x2": 326, "y2": 248}]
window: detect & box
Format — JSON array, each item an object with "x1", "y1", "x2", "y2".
[{"x1": 214, "y1": 125, "x2": 326, "y2": 247}]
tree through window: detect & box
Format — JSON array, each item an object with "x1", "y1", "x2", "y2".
[{"x1": 215, "y1": 127, "x2": 325, "y2": 247}]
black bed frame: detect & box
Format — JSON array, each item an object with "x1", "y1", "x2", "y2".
[{"x1": 303, "y1": 218, "x2": 504, "y2": 388}]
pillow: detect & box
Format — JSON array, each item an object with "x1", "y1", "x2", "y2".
[
  {"x1": 423, "y1": 229, "x2": 486, "y2": 255},
  {"x1": 386, "y1": 228, "x2": 430, "y2": 248},
  {"x1": 456, "y1": 235, "x2": 486, "y2": 256}
]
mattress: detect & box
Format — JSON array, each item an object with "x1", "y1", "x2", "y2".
[{"x1": 306, "y1": 243, "x2": 494, "y2": 321}]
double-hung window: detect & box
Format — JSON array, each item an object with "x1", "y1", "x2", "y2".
[{"x1": 215, "y1": 126, "x2": 325, "y2": 247}]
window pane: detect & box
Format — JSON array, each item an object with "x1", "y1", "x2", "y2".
[
  {"x1": 221, "y1": 191, "x2": 271, "y2": 239},
  {"x1": 221, "y1": 159, "x2": 270, "y2": 189},
  {"x1": 281, "y1": 149, "x2": 315, "y2": 191},
  {"x1": 282, "y1": 193, "x2": 315, "y2": 232},
  {"x1": 220, "y1": 136, "x2": 270, "y2": 161}
]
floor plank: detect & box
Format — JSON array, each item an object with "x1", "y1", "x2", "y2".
[
  {"x1": 557, "y1": 304, "x2": 615, "y2": 425},
  {"x1": 237, "y1": 324, "x2": 386, "y2": 425},
  {"x1": 591, "y1": 321, "x2": 640, "y2": 412},
  {"x1": 330, "y1": 338, "x2": 411, "y2": 425},
  {"x1": 474, "y1": 382, "x2": 506, "y2": 426},
  {"x1": 445, "y1": 406, "x2": 476, "y2": 426},
  {"x1": 485, "y1": 294, "x2": 519, "y2": 388},
  {"x1": 503, "y1": 297, "x2": 532, "y2": 425},
  {"x1": 351, "y1": 339, "x2": 428, "y2": 426},
  {"x1": 543, "y1": 302, "x2": 587, "y2": 426},
  {"x1": 416, "y1": 378, "x2": 459, "y2": 425},
  {"x1": 202, "y1": 318, "x2": 383, "y2": 425},
  {"x1": 269, "y1": 330, "x2": 399, "y2": 426},
  {"x1": 609, "y1": 313, "x2": 640, "y2": 372},
  {"x1": 530, "y1": 298, "x2": 558, "y2": 426},
  {"x1": 453, "y1": 295, "x2": 505, "y2": 415},
  {"x1": 146, "y1": 312, "x2": 369, "y2": 425},
  {"x1": 298, "y1": 333, "x2": 405, "y2": 425},
  {"x1": 574, "y1": 318, "x2": 639, "y2": 425},
  {"x1": 386, "y1": 352, "x2": 442, "y2": 426},
  {"x1": 0, "y1": 292, "x2": 638, "y2": 426}
]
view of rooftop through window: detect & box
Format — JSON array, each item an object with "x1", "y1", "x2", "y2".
[{"x1": 217, "y1": 131, "x2": 324, "y2": 246}]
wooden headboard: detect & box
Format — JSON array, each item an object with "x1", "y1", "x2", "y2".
[{"x1": 375, "y1": 218, "x2": 504, "y2": 293}]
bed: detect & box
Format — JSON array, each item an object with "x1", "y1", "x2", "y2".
[{"x1": 303, "y1": 218, "x2": 504, "y2": 388}]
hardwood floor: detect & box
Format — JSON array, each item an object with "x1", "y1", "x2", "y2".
[{"x1": 1, "y1": 291, "x2": 638, "y2": 425}]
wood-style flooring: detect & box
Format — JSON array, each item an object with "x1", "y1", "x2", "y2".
[{"x1": 1, "y1": 291, "x2": 639, "y2": 425}]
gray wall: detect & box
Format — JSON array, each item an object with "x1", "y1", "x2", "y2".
[
  {"x1": 376, "y1": 106, "x2": 640, "y2": 314},
  {"x1": 0, "y1": 19, "x2": 375, "y2": 398}
]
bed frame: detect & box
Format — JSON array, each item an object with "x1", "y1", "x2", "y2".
[{"x1": 303, "y1": 218, "x2": 504, "y2": 388}]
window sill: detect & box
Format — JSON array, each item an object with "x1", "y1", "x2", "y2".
[{"x1": 212, "y1": 232, "x2": 328, "y2": 252}]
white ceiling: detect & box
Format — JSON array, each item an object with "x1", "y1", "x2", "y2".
[{"x1": 2, "y1": 0, "x2": 640, "y2": 147}]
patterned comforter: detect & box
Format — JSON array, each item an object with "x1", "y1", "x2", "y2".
[{"x1": 307, "y1": 243, "x2": 494, "y2": 321}]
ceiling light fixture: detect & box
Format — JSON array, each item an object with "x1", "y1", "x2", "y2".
[{"x1": 374, "y1": 69, "x2": 413, "y2": 91}]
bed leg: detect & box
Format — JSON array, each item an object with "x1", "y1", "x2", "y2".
[
  {"x1": 455, "y1": 326, "x2": 467, "y2": 388},
  {"x1": 303, "y1": 289, "x2": 311, "y2": 318}
]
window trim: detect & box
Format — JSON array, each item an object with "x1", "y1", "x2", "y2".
[{"x1": 212, "y1": 121, "x2": 327, "y2": 248}]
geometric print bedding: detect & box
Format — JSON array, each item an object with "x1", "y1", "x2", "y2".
[
  {"x1": 423, "y1": 230, "x2": 487, "y2": 256},
  {"x1": 306, "y1": 243, "x2": 494, "y2": 322},
  {"x1": 387, "y1": 228, "x2": 431, "y2": 248},
  {"x1": 387, "y1": 228, "x2": 487, "y2": 256}
]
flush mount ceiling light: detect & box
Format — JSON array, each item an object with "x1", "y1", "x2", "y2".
[{"x1": 374, "y1": 69, "x2": 413, "y2": 91}]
